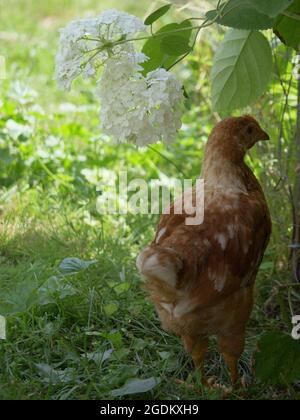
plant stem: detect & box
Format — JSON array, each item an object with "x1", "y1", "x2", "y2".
[
  {"x1": 83, "y1": 0, "x2": 232, "y2": 48},
  {"x1": 81, "y1": 0, "x2": 232, "y2": 71},
  {"x1": 110, "y1": 23, "x2": 213, "y2": 46},
  {"x1": 283, "y1": 11, "x2": 300, "y2": 22},
  {"x1": 166, "y1": 20, "x2": 207, "y2": 72},
  {"x1": 188, "y1": 17, "x2": 207, "y2": 21},
  {"x1": 147, "y1": 145, "x2": 187, "y2": 178},
  {"x1": 38, "y1": 159, "x2": 71, "y2": 189},
  {"x1": 276, "y1": 290, "x2": 291, "y2": 325},
  {"x1": 291, "y1": 52, "x2": 300, "y2": 283},
  {"x1": 276, "y1": 283, "x2": 300, "y2": 289},
  {"x1": 82, "y1": 25, "x2": 205, "y2": 45}
]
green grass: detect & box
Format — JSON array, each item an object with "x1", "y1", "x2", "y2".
[
  {"x1": 0, "y1": 0, "x2": 299, "y2": 400},
  {"x1": 0, "y1": 191, "x2": 292, "y2": 400}
]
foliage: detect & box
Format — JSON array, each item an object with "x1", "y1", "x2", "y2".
[
  {"x1": 206, "y1": 0, "x2": 291, "y2": 30},
  {"x1": 111, "y1": 377, "x2": 160, "y2": 397},
  {"x1": 211, "y1": 29, "x2": 273, "y2": 112},
  {"x1": 141, "y1": 1, "x2": 300, "y2": 113},
  {"x1": 144, "y1": 4, "x2": 172, "y2": 26},
  {"x1": 274, "y1": 0, "x2": 300, "y2": 49},
  {"x1": 142, "y1": 20, "x2": 193, "y2": 74},
  {"x1": 254, "y1": 331, "x2": 300, "y2": 385},
  {"x1": 0, "y1": 0, "x2": 299, "y2": 400}
]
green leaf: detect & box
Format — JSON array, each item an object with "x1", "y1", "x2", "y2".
[
  {"x1": 142, "y1": 20, "x2": 192, "y2": 74},
  {"x1": 38, "y1": 276, "x2": 76, "y2": 305},
  {"x1": 108, "y1": 365, "x2": 139, "y2": 386},
  {"x1": 251, "y1": 0, "x2": 292, "y2": 17},
  {"x1": 59, "y1": 257, "x2": 97, "y2": 274},
  {"x1": 111, "y1": 348, "x2": 131, "y2": 361},
  {"x1": 35, "y1": 363, "x2": 76, "y2": 384},
  {"x1": 144, "y1": 4, "x2": 172, "y2": 26},
  {"x1": 111, "y1": 377, "x2": 160, "y2": 397},
  {"x1": 259, "y1": 261, "x2": 275, "y2": 271},
  {"x1": 84, "y1": 349, "x2": 113, "y2": 365},
  {"x1": 254, "y1": 331, "x2": 300, "y2": 385},
  {"x1": 114, "y1": 282, "x2": 130, "y2": 294},
  {"x1": 101, "y1": 331, "x2": 123, "y2": 349},
  {"x1": 206, "y1": 0, "x2": 275, "y2": 30},
  {"x1": 211, "y1": 29, "x2": 273, "y2": 113},
  {"x1": 0, "y1": 279, "x2": 39, "y2": 315},
  {"x1": 274, "y1": 0, "x2": 300, "y2": 50},
  {"x1": 104, "y1": 303, "x2": 119, "y2": 316},
  {"x1": 142, "y1": 37, "x2": 165, "y2": 74},
  {"x1": 161, "y1": 35, "x2": 192, "y2": 56}
]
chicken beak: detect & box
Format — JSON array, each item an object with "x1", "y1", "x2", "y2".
[{"x1": 258, "y1": 129, "x2": 270, "y2": 141}]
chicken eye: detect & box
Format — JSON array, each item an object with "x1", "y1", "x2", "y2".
[{"x1": 247, "y1": 125, "x2": 254, "y2": 135}]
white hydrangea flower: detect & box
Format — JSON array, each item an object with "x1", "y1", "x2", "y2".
[
  {"x1": 56, "y1": 9, "x2": 185, "y2": 145},
  {"x1": 97, "y1": 55, "x2": 184, "y2": 145},
  {"x1": 55, "y1": 9, "x2": 146, "y2": 90}
]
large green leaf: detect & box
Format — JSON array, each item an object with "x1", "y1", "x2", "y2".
[
  {"x1": 254, "y1": 331, "x2": 300, "y2": 385},
  {"x1": 161, "y1": 35, "x2": 192, "y2": 56},
  {"x1": 274, "y1": 0, "x2": 300, "y2": 50},
  {"x1": 142, "y1": 37, "x2": 165, "y2": 74},
  {"x1": 252, "y1": 0, "x2": 292, "y2": 17},
  {"x1": 142, "y1": 20, "x2": 193, "y2": 74},
  {"x1": 111, "y1": 377, "x2": 160, "y2": 397},
  {"x1": 144, "y1": 4, "x2": 172, "y2": 26},
  {"x1": 206, "y1": 0, "x2": 275, "y2": 30},
  {"x1": 211, "y1": 29, "x2": 273, "y2": 113},
  {"x1": 59, "y1": 257, "x2": 97, "y2": 274}
]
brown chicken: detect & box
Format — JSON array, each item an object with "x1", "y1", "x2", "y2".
[{"x1": 137, "y1": 115, "x2": 272, "y2": 386}]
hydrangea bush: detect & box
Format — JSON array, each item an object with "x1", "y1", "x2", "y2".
[
  {"x1": 55, "y1": 1, "x2": 300, "y2": 145},
  {"x1": 56, "y1": 9, "x2": 185, "y2": 145}
]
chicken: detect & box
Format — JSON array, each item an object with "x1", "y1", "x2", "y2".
[{"x1": 137, "y1": 115, "x2": 272, "y2": 386}]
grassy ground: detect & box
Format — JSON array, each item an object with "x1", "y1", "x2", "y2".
[{"x1": 0, "y1": 0, "x2": 299, "y2": 400}]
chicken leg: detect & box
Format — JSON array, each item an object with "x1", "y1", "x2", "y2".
[
  {"x1": 217, "y1": 333, "x2": 245, "y2": 384},
  {"x1": 182, "y1": 335, "x2": 209, "y2": 384}
]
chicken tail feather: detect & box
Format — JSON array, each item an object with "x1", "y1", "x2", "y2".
[{"x1": 136, "y1": 245, "x2": 183, "y2": 289}]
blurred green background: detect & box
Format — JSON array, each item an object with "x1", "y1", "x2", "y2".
[{"x1": 0, "y1": 0, "x2": 298, "y2": 400}]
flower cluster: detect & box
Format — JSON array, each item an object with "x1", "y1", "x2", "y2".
[
  {"x1": 98, "y1": 54, "x2": 184, "y2": 145},
  {"x1": 55, "y1": 9, "x2": 184, "y2": 145},
  {"x1": 55, "y1": 9, "x2": 146, "y2": 90}
]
